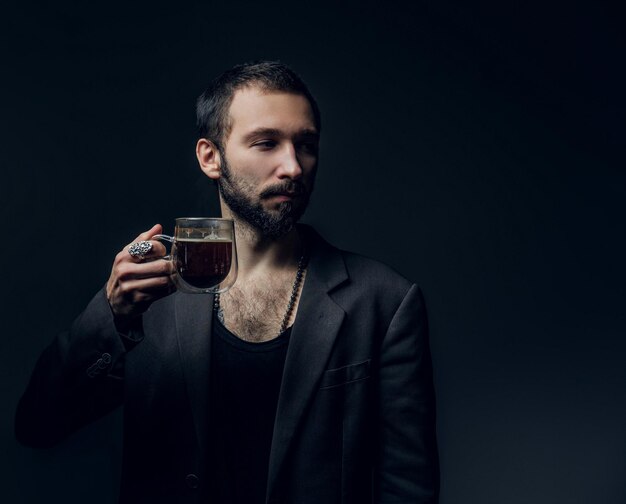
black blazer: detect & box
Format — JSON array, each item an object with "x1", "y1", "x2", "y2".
[{"x1": 16, "y1": 226, "x2": 439, "y2": 503}]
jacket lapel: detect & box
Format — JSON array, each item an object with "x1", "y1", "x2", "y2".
[
  {"x1": 174, "y1": 291, "x2": 214, "y2": 455},
  {"x1": 266, "y1": 227, "x2": 349, "y2": 500}
]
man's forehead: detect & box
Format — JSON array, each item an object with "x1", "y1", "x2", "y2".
[{"x1": 227, "y1": 86, "x2": 317, "y2": 135}]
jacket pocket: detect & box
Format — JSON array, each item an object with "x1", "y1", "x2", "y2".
[{"x1": 319, "y1": 360, "x2": 371, "y2": 390}]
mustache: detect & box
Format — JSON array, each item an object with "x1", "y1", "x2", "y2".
[{"x1": 260, "y1": 181, "x2": 307, "y2": 199}]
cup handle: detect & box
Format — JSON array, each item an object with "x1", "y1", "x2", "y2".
[{"x1": 152, "y1": 234, "x2": 173, "y2": 261}]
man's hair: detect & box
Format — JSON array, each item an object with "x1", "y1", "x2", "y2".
[{"x1": 196, "y1": 60, "x2": 321, "y2": 149}]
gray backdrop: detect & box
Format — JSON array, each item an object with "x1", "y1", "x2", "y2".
[{"x1": 2, "y1": 1, "x2": 625, "y2": 503}]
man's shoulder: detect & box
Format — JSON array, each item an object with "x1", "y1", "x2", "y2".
[
  {"x1": 303, "y1": 224, "x2": 414, "y2": 297},
  {"x1": 340, "y1": 249, "x2": 411, "y2": 287}
]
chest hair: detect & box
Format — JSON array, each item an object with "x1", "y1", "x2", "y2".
[{"x1": 220, "y1": 271, "x2": 304, "y2": 342}]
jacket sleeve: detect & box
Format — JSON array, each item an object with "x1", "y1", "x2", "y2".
[
  {"x1": 14, "y1": 287, "x2": 144, "y2": 448},
  {"x1": 374, "y1": 284, "x2": 440, "y2": 503}
]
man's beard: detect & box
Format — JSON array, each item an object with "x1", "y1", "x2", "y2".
[{"x1": 217, "y1": 155, "x2": 314, "y2": 240}]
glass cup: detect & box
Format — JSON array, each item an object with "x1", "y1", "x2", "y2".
[{"x1": 154, "y1": 218, "x2": 237, "y2": 294}]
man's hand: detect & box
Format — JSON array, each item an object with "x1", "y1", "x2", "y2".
[{"x1": 106, "y1": 224, "x2": 175, "y2": 326}]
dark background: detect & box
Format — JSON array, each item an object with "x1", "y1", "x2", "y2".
[{"x1": 2, "y1": 1, "x2": 625, "y2": 502}]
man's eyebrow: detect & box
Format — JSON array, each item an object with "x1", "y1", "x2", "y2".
[
  {"x1": 297, "y1": 129, "x2": 320, "y2": 139},
  {"x1": 242, "y1": 127, "x2": 319, "y2": 142}
]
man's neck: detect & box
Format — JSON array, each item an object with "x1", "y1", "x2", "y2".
[{"x1": 221, "y1": 206, "x2": 303, "y2": 280}]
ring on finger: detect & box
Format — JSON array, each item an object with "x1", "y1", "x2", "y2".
[{"x1": 128, "y1": 240, "x2": 153, "y2": 259}]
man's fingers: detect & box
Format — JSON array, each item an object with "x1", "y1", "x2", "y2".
[
  {"x1": 144, "y1": 240, "x2": 168, "y2": 258},
  {"x1": 123, "y1": 224, "x2": 167, "y2": 262},
  {"x1": 134, "y1": 224, "x2": 163, "y2": 243},
  {"x1": 118, "y1": 258, "x2": 175, "y2": 281},
  {"x1": 108, "y1": 224, "x2": 175, "y2": 320},
  {"x1": 118, "y1": 276, "x2": 175, "y2": 297}
]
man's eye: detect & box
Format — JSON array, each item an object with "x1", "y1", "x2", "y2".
[
  {"x1": 299, "y1": 142, "x2": 318, "y2": 154},
  {"x1": 254, "y1": 141, "x2": 276, "y2": 149}
]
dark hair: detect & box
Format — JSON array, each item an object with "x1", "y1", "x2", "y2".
[{"x1": 196, "y1": 60, "x2": 321, "y2": 149}]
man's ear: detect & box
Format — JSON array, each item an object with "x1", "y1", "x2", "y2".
[{"x1": 196, "y1": 138, "x2": 222, "y2": 180}]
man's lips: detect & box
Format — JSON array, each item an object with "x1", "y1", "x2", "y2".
[
  {"x1": 261, "y1": 182, "x2": 306, "y2": 202},
  {"x1": 265, "y1": 192, "x2": 300, "y2": 201}
]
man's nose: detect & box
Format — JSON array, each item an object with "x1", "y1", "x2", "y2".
[{"x1": 276, "y1": 144, "x2": 303, "y2": 179}]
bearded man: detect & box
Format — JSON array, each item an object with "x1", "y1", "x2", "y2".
[{"x1": 16, "y1": 61, "x2": 439, "y2": 504}]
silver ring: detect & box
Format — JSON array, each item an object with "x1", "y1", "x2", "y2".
[{"x1": 128, "y1": 240, "x2": 153, "y2": 259}]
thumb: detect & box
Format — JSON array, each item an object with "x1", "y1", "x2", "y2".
[{"x1": 135, "y1": 224, "x2": 163, "y2": 242}]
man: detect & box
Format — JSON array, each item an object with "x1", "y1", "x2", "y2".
[{"x1": 16, "y1": 61, "x2": 439, "y2": 503}]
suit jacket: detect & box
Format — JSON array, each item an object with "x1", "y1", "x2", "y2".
[{"x1": 16, "y1": 225, "x2": 439, "y2": 503}]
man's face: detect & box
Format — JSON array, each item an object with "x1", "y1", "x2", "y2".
[{"x1": 217, "y1": 86, "x2": 319, "y2": 239}]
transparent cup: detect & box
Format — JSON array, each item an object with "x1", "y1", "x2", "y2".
[{"x1": 154, "y1": 217, "x2": 237, "y2": 294}]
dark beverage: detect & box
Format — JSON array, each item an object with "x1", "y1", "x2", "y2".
[{"x1": 174, "y1": 239, "x2": 233, "y2": 289}]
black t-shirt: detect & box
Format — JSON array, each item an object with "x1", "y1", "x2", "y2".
[{"x1": 208, "y1": 314, "x2": 290, "y2": 504}]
